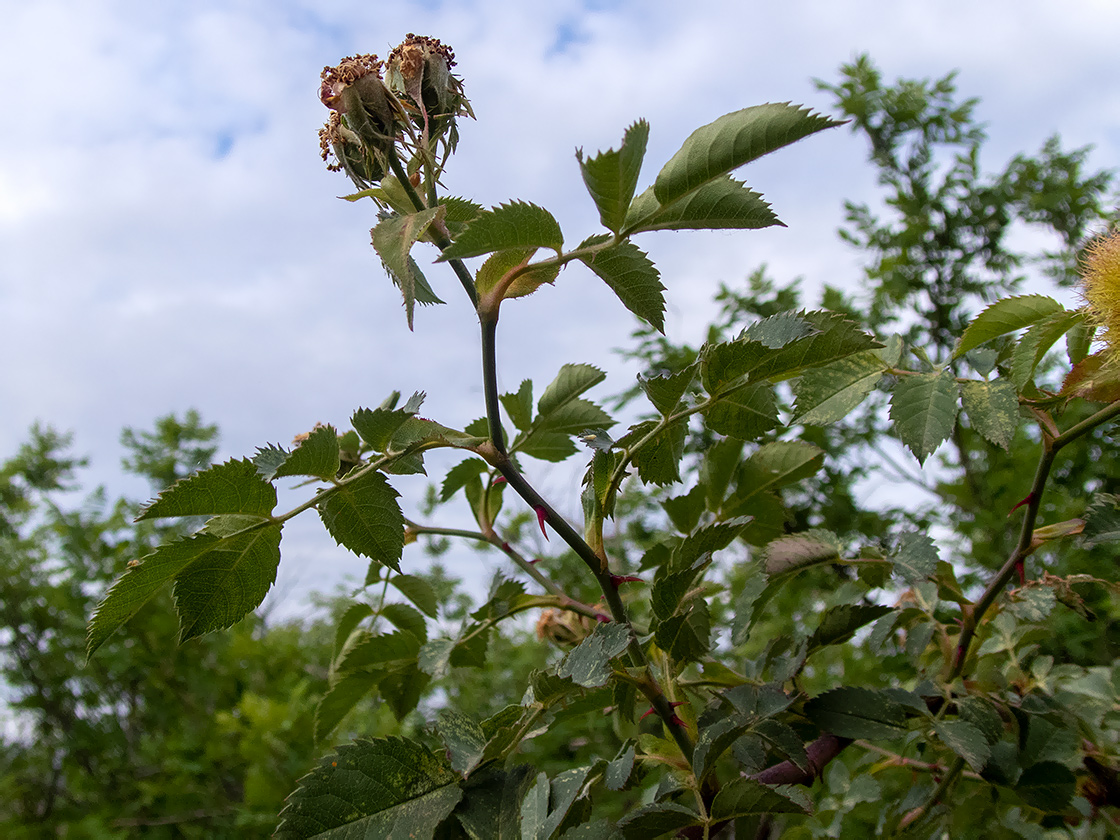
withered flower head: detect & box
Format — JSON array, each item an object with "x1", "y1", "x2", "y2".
[
  {"x1": 319, "y1": 54, "x2": 383, "y2": 111},
  {"x1": 1080, "y1": 230, "x2": 1120, "y2": 365},
  {"x1": 386, "y1": 34, "x2": 465, "y2": 125}
]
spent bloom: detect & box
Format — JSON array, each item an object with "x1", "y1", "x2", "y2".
[{"x1": 1080, "y1": 231, "x2": 1120, "y2": 365}]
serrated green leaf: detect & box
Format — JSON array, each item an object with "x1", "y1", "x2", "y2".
[
  {"x1": 439, "y1": 458, "x2": 488, "y2": 503},
  {"x1": 692, "y1": 715, "x2": 754, "y2": 782},
  {"x1": 275, "y1": 737, "x2": 462, "y2": 838},
  {"x1": 437, "y1": 708, "x2": 488, "y2": 777},
  {"x1": 532, "y1": 398, "x2": 613, "y2": 435},
  {"x1": 804, "y1": 687, "x2": 908, "y2": 740},
  {"x1": 632, "y1": 419, "x2": 687, "y2": 486},
  {"x1": 753, "y1": 718, "x2": 809, "y2": 772},
  {"x1": 1010, "y1": 308, "x2": 1084, "y2": 388},
  {"x1": 352, "y1": 393, "x2": 424, "y2": 451},
  {"x1": 578, "y1": 120, "x2": 649, "y2": 233},
  {"x1": 544, "y1": 766, "x2": 598, "y2": 838},
  {"x1": 315, "y1": 671, "x2": 380, "y2": 744},
  {"x1": 391, "y1": 574, "x2": 439, "y2": 618},
  {"x1": 333, "y1": 602, "x2": 375, "y2": 660},
  {"x1": 617, "y1": 802, "x2": 700, "y2": 839},
  {"x1": 654, "y1": 601, "x2": 710, "y2": 663},
  {"x1": 1014, "y1": 761, "x2": 1077, "y2": 813},
  {"x1": 890, "y1": 369, "x2": 960, "y2": 465},
  {"x1": 518, "y1": 430, "x2": 577, "y2": 462},
  {"x1": 933, "y1": 720, "x2": 990, "y2": 773},
  {"x1": 709, "y1": 778, "x2": 810, "y2": 820},
  {"x1": 137, "y1": 458, "x2": 276, "y2": 521},
  {"x1": 624, "y1": 176, "x2": 781, "y2": 234},
  {"x1": 638, "y1": 364, "x2": 697, "y2": 417},
  {"x1": 651, "y1": 103, "x2": 840, "y2": 206},
  {"x1": 960, "y1": 379, "x2": 1020, "y2": 450},
  {"x1": 455, "y1": 765, "x2": 535, "y2": 840},
  {"x1": 333, "y1": 630, "x2": 420, "y2": 678},
  {"x1": 1066, "y1": 319, "x2": 1094, "y2": 364},
  {"x1": 371, "y1": 207, "x2": 447, "y2": 330},
  {"x1": 440, "y1": 201, "x2": 563, "y2": 260},
  {"x1": 379, "y1": 664, "x2": 430, "y2": 721},
  {"x1": 894, "y1": 532, "x2": 939, "y2": 583},
  {"x1": 605, "y1": 741, "x2": 636, "y2": 791},
  {"x1": 319, "y1": 470, "x2": 405, "y2": 572},
  {"x1": 953, "y1": 294, "x2": 1064, "y2": 359},
  {"x1": 792, "y1": 351, "x2": 886, "y2": 425},
  {"x1": 957, "y1": 697, "x2": 1004, "y2": 746},
  {"x1": 439, "y1": 196, "x2": 484, "y2": 236},
  {"x1": 271, "y1": 424, "x2": 341, "y2": 481},
  {"x1": 538, "y1": 363, "x2": 606, "y2": 416},
  {"x1": 742, "y1": 311, "x2": 817, "y2": 348},
  {"x1": 558, "y1": 622, "x2": 631, "y2": 687},
  {"x1": 418, "y1": 638, "x2": 455, "y2": 680},
  {"x1": 501, "y1": 379, "x2": 534, "y2": 431},
  {"x1": 807, "y1": 604, "x2": 893, "y2": 652},
  {"x1": 662, "y1": 485, "x2": 706, "y2": 535},
  {"x1": 578, "y1": 236, "x2": 666, "y2": 332},
  {"x1": 736, "y1": 441, "x2": 824, "y2": 499},
  {"x1": 1083, "y1": 493, "x2": 1120, "y2": 546},
  {"x1": 171, "y1": 524, "x2": 283, "y2": 642},
  {"x1": 475, "y1": 247, "x2": 560, "y2": 300},
  {"x1": 763, "y1": 530, "x2": 841, "y2": 576},
  {"x1": 379, "y1": 603, "x2": 428, "y2": 642},
  {"x1": 702, "y1": 383, "x2": 778, "y2": 440}
]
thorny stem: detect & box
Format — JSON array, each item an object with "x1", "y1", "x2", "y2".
[
  {"x1": 951, "y1": 398, "x2": 1120, "y2": 680},
  {"x1": 894, "y1": 756, "x2": 965, "y2": 835}
]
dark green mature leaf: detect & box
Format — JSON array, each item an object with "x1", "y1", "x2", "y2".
[
  {"x1": 275, "y1": 737, "x2": 462, "y2": 839},
  {"x1": 440, "y1": 201, "x2": 563, "y2": 260},
  {"x1": 532, "y1": 399, "x2": 613, "y2": 435},
  {"x1": 753, "y1": 719, "x2": 809, "y2": 772},
  {"x1": 933, "y1": 720, "x2": 990, "y2": 773},
  {"x1": 172, "y1": 524, "x2": 283, "y2": 642},
  {"x1": 137, "y1": 458, "x2": 276, "y2": 521},
  {"x1": 792, "y1": 351, "x2": 886, "y2": 425},
  {"x1": 578, "y1": 120, "x2": 649, "y2": 233},
  {"x1": 804, "y1": 687, "x2": 908, "y2": 740},
  {"x1": 710, "y1": 778, "x2": 810, "y2": 820},
  {"x1": 1083, "y1": 493, "x2": 1120, "y2": 546},
  {"x1": 1015, "y1": 761, "x2": 1077, "y2": 812},
  {"x1": 673, "y1": 514, "x2": 755, "y2": 569},
  {"x1": 561, "y1": 819, "x2": 624, "y2": 840},
  {"x1": 807, "y1": 604, "x2": 893, "y2": 652},
  {"x1": 742, "y1": 311, "x2": 817, "y2": 348},
  {"x1": 379, "y1": 665, "x2": 431, "y2": 721},
  {"x1": 438, "y1": 709, "x2": 488, "y2": 777},
  {"x1": 617, "y1": 802, "x2": 700, "y2": 839},
  {"x1": 655, "y1": 601, "x2": 711, "y2": 663},
  {"x1": 319, "y1": 470, "x2": 405, "y2": 572},
  {"x1": 439, "y1": 458, "x2": 487, "y2": 504},
  {"x1": 639, "y1": 364, "x2": 697, "y2": 417},
  {"x1": 763, "y1": 530, "x2": 842, "y2": 576},
  {"x1": 693, "y1": 714, "x2": 754, "y2": 782},
  {"x1": 544, "y1": 765, "x2": 599, "y2": 838},
  {"x1": 501, "y1": 379, "x2": 534, "y2": 431},
  {"x1": 651, "y1": 103, "x2": 840, "y2": 206},
  {"x1": 538, "y1": 364, "x2": 606, "y2": 416},
  {"x1": 269, "y1": 424, "x2": 341, "y2": 481},
  {"x1": 703, "y1": 383, "x2": 778, "y2": 440},
  {"x1": 736, "y1": 442, "x2": 824, "y2": 500},
  {"x1": 315, "y1": 671, "x2": 380, "y2": 743},
  {"x1": 890, "y1": 369, "x2": 960, "y2": 465},
  {"x1": 391, "y1": 574, "x2": 440, "y2": 618},
  {"x1": 1010, "y1": 308, "x2": 1084, "y2": 388},
  {"x1": 518, "y1": 431, "x2": 578, "y2": 462},
  {"x1": 352, "y1": 392, "x2": 424, "y2": 451},
  {"x1": 894, "y1": 532, "x2": 939, "y2": 583},
  {"x1": 454, "y1": 764, "x2": 535, "y2": 840},
  {"x1": 578, "y1": 236, "x2": 666, "y2": 332},
  {"x1": 371, "y1": 207, "x2": 446, "y2": 330},
  {"x1": 333, "y1": 630, "x2": 420, "y2": 677},
  {"x1": 623, "y1": 176, "x2": 781, "y2": 234},
  {"x1": 960, "y1": 379, "x2": 1019, "y2": 450},
  {"x1": 605, "y1": 741, "x2": 636, "y2": 791},
  {"x1": 558, "y1": 622, "x2": 631, "y2": 687},
  {"x1": 333, "y1": 602, "x2": 375, "y2": 659},
  {"x1": 953, "y1": 294, "x2": 1064, "y2": 359},
  {"x1": 379, "y1": 603, "x2": 428, "y2": 642},
  {"x1": 630, "y1": 419, "x2": 688, "y2": 485}
]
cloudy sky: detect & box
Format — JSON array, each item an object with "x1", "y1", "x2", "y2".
[{"x1": 2, "y1": 0, "x2": 1118, "y2": 614}]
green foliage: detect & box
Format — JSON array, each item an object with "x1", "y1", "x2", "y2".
[{"x1": 66, "y1": 44, "x2": 1120, "y2": 838}]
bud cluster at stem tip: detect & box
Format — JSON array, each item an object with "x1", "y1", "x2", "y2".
[
  {"x1": 1080, "y1": 230, "x2": 1120, "y2": 366},
  {"x1": 317, "y1": 35, "x2": 471, "y2": 195}
]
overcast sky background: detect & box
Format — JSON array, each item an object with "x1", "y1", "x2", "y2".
[{"x1": 3, "y1": 0, "x2": 1119, "y2": 617}]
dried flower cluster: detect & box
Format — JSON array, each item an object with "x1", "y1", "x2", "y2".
[{"x1": 1080, "y1": 231, "x2": 1120, "y2": 365}]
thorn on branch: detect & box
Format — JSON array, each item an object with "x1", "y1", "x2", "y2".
[
  {"x1": 1009, "y1": 493, "x2": 1034, "y2": 515},
  {"x1": 535, "y1": 506, "x2": 549, "y2": 540},
  {"x1": 609, "y1": 574, "x2": 644, "y2": 588},
  {"x1": 493, "y1": 475, "x2": 507, "y2": 485}
]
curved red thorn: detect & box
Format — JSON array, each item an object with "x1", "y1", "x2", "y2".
[
  {"x1": 501, "y1": 541, "x2": 511, "y2": 553},
  {"x1": 594, "y1": 613, "x2": 611, "y2": 623},
  {"x1": 1015, "y1": 558, "x2": 1026, "y2": 584},
  {"x1": 640, "y1": 707, "x2": 656, "y2": 721},
  {"x1": 1010, "y1": 493, "x2": 1034, "y2": 515},
  {"x1": 493, "y1": 475, "x2": 507, "y2": 485},
  {"x1": 669, "y1": 701, "x2": 686, "y2": 709},
  {"x1": 609, "y1": 574, "x2": 644, "y2": 588},
  {"x1": 528, "y1": 557, "x2": 543, "y2": 565},
  {"x1": 670, "y1": 715, "x2": 687, "y2": 727},
  {"x1": 534, "y1": 506, "x2": 549, "y2": 540}
]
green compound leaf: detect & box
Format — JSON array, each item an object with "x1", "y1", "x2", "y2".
[
  {"x1": 960, "y1": 379, "x2": 1020, "y2": 450},
  {"x1": 319, "y1": 470, "x2": 405, "y2": 572},
  {"x1": 623, "y1": 175, "x2": 781, "y2": 235},
  {"x1": 638, "y1": 363, "x2": 697, "y2": 417},
  {"x1": 440, "y1": 201, "x2": 563, "y2": 261},
  {"x1": 271, "y1": 424, "x2": 341, "y2": 481},
  {"x1": 315, "y1": 670, "x2": 380, "y2": 744},
  {"x1": 953, "y1": 294, "x2": 1064, "y2": 359},
  {"x1": 735, "y1": 441, "x2": 824, "y2": 500},
  {"x1": 578, "y1": 119, "x2": 650, "y2": 234},
  {"x1": 558, "y1": 622, "x2": 631, "y2": 688},
  {"x1": 933, "y1": 720, "x2": 990, "y2": 773},
  {"x1": 804, "y1": 686, "x2": 908, "y2": 740},
  {"x1": 702, "y1": 382, "x2": 779, "y2": 440},
  {"x1": 371, "y1": 207, "x2": 447, "y2": 330},
  {"x1": 454, "y1": 764, "x2": 536, "y2": 840},
  {"x1": 709, "y1": 778, "x2": 810, "y2": 821},
  {"x1": 501, "y1": 379, "x2": 534, "y2": 431},
  {"x1": 136, "y1": 458, "x2": 276, "y2": 521},
  {"x1": 629, "y1": 418, "x2": 688, "y2": 486},
  {"x1": 352, "y1": 391, "x2": 425, "y2": 452},
  {"x1": 1014, "y1": 761, "x2": 1077, "y2": 813},
  {"x1": 651, "y1": 103, "x2": 841, "y2": 206},
  {"x1": 275, "y1": 737, "x2": 462, "y2": 839},
  {"x1": 172, "y1": 523, "x2": 282, "y2": 642},
  {"x1": 474, "y1": 247, "x2": 560, "y2": 300},
  {"x1": 807, "y1": 604, "x2": 893, "y2": 653},
  {"x1": 889, "y1": 369, "x2": 961, "y2": 465},
  {"x1": 792, "y1": 351, "x2": 886, "y2": 425},
  {"x1": 893, "y1": 531, "x2": 939, "y2": 583},
  {"x1": 578, "y1": 236, "x2": 666, "y2": 333}
]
